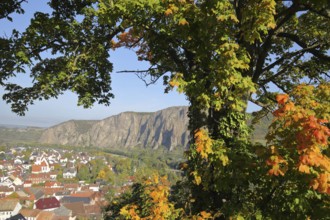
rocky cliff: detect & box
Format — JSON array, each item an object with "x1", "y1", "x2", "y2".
[{"x1": 39, "y1": 106, "x2": 190, "y2": 150}]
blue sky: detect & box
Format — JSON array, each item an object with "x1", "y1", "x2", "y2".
[{"x1": 0, "y1": 1, "x2": 259, "y2": 127}]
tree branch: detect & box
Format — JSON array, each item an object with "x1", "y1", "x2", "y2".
[
  {"x1": 271, "y1": 80, "x2": 289, "y2": 94},
  {"x1": 117, "y1": 67, "x2": 164, "y2": 86},
  {"x1": 252, "y1": 1, "x2": 302, "y2": 83},
  {"x1": 261, "y1": 53, "x2": 303, "y2": 85},
  {"x1": 277, "y1": 32, "x2": 330, "y2": 62},
  {"x1": 301, "y1": 3, "x2": 330, "y2": 19},
  {"x1": 262, "y1": 43, "x2": 321, "y2": 73}
]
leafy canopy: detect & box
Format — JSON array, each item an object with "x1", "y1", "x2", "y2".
[{"x1": 1, "y1": 0, "x2": 329, "y2": 219}]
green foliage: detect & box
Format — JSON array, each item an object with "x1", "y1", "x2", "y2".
[
  {"x1": 1, "y1": 0, "x2": 330, "y2": 219},
  {"x1": 0, "y1": 0, "x2": 25, "y2": 21},
  {"x1": 77, "y1": 163, "x2": 91, "y2": 181},
  {"x1": 106, "y1": 175, "x2": 182, "y2": 220}
]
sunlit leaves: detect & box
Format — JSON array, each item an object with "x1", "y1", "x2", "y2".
[
  {"x1": 178, "y1": 18, "x2": 189, "y2": 25},
  {"x1": 240, "y1": 0, "x2": 276, "y2": 43},
  {"x1": 266, "y1": 147, "x2": 288, "y2": 176},
  {"x1": 2, "y1": 0, "x2": 330, "y2": 218},
  {"x1": 267, "y1": 83, "x2": 330, "y2": 195},
  {"x1": 119, "y1": 174, "x2": 182, "y2": 219},
  {"x1": 194, "y1": 129, "x2": 213, "y2": 159}
]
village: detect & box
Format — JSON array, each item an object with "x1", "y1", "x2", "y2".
[{"x1": 0, "y1": 146, "x2": 134, "y2": 220}]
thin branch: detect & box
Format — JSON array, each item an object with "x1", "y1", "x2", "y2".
[
  {"x1": 277, "y1": 32, "x2": 330, "y2": 62},
  {"x1": 271, "y1": 80, "x2": 289, "y2": 94},
  {"x1": 116, "y1": 67, "x2": 158, "y2": 74},
  {"x1": 248, "y1": 97, "x2": 273, "y2": 111},
  {"x1": 117, "y1": 67, "x2": 164, "y2": 86},
  {"x1": 252, "y1": 1, "x2": 302, "y2": 82},
  {"x1": 262, "y1": 44, "x2": 321, "y2": 73},
  {"x1": 135, "y1": 73, "x2": 163, "y2": 86},
  {"x1": 261, "y1": 53, "x2": 303, "y2": 84},
  {"x1": 257, "y1": 83, "x2": 277, "y2": 104},
  {"x1": 301, "y1": 3, "x2": 330, "y2": 19}
]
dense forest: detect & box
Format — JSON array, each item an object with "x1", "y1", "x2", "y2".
[{"x1": 1, "y1": 0, "x2": 329, "y2": 219}]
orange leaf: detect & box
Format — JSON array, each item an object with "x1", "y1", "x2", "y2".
[
  {"x1": 178, "y1": 18, "x2": 189, "y2": 25},
  {"x1": 276, "y1": 94, "x2": 289, "y2": 105},
  {"x1": 164, "y1": 8, "x2": 172, "y2": 16},
  {"x1": 298, "y1": 164, "x2": 310, "y2": 174},
  {"x1": 200, "y1": 211, "x2": 212, "y2": 218}
]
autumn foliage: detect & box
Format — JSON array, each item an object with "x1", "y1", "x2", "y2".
[
  {"x1": 267, "y1": 84, "x2": 330, "y2": 195},
  {"x1": 118, "y1": 175, "x2": 181, "y2": 220},
  {"x1": 2, "y1": 0, "x2": 329, "y2": 218}
]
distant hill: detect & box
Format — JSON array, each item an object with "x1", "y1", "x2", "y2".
[
  {"x1": 39, "y1": 106, "x2": 190, "y2": 150},
  {"x1": 0, "y1": 126, "x2": 45, "y2": 144},
  {"x1": 39, "y1": 106, "x2": 271, "y2": 150}
]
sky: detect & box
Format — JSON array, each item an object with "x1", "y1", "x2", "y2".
[{"x1": 0, "y1": 1, "x2": 259, "y2": 127}]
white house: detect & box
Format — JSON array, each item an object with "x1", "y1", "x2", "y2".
[
  {"x1": 0, "y1": 186, "x2": 15, "y2": 197},
  {"x1": 63, "y1": 168, "x2": 77, "y2": 179},
  {"x1": 31, "y1": 159, "x2": 50, "y2": 174},
  {"x1": 0, "y1": 177, "x2": 14, "y2": 187},
  {"x1": 9, "y1": 175, "x2": 23, "y2": 186},
  {"x1": 49, "y1": 172, "x2": 57, "y2": 180},
  {"x1": 13, "y1": 158, "x2": 23, "y2": 165},
  {"x1": 0, "y1": 199, "x2": 22, "y2": 220},
  {"x1": 89, "y1": 184, "x2": 100, "y2": 192},
  {"x1": 0, "y1": 173, "x2": 5, "y2": 183}
]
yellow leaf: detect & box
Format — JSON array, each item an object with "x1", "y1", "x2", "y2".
[
  {"x1": 120, "y1": 206, "x2": 130, "y2": 217},
  {"x1": 230, "y1": 14, "x2": 239, "y2": 23},
  {"x1": 165, "y1": 8, "x2": 172, "y2": 16},
  {"x1": 298, "y1": 164, "x2": 310, "y2": 174},
  {"x1": 178, "y1": 18, "x2": 189, "y2": 25},
  {"x1": 195, "y1": 175, "x2": 201, "y2": 185},
  {"x1": 267, "y1": 22, "x2": 276, "y2": 29},
  {"x1": 200, "y1": 211, "x2": 212, "y2": 218},
  {"x1": 217, "y1": 15, "x2": 226, "y2": 21}
]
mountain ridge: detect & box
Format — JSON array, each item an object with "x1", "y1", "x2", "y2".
[{"x1": 39, "y1": 106, "x2": 190, "y2": 150}]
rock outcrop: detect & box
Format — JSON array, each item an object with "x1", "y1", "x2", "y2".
[{"x1": 39, "y1": 106, "x2": 190, "y2": 150}]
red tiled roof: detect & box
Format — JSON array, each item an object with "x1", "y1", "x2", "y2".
[
  {"x1": 70, "y1": 191, "x2": 94, "y2": 198},
  {"x1": 28, "y1": 173, "x2": 51, "y2": 179},
  {"x1": 63, "y1": 184, "x2": 79, "y2": 189},
  {"x1": 35, "y1": 197, "x2": 60, "y2": 210},
  {"x1": 52, "y1": 216, "x2": 70, "y2": 220},
  {"x1": 84, "y1": 204, "x2": 102, "y2": 215},
  {"x1": 32, "y1": 165, "x2": 42, "y2": 173},
  {"x1": 36, "y1": 210, "x2": 55, "y2": 220},
  {"x1": 44, "y1": 187, "x2": 64, "y2": 196},
  {"x1": 20, "y1": 208, "x2": 41, "y2": 217},
  {"x1": 45, "y1": 181, "x2": 61, "y2": 188},
  {"x1": 0, "y1": 186, "x2": 14, "y2": 192},
  {"x1": 63, "y1": 202, "x2": 85, "y2": 216}
]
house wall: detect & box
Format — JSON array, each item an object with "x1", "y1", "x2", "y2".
[{"x1": 0, "y1": 202, "x2": 22, "y2": 220}]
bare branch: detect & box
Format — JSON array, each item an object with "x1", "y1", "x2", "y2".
[{"x1": 117, "y1": 67, "x2": 165, "y2": 86}]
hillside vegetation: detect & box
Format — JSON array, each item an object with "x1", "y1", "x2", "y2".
[{"x1": 0, "y1": 107, "x2": 271, "y2": 147}]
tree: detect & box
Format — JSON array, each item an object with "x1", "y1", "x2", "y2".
[
  {"x1": 77, "y1": 163, "x2": 91, "y2": 181},
  {"x1": 0, "y1": 0, "x2": 26, "y2": 21},
  {"x1": 106, "y1": 174, "x2": 182, "y2": 219},
  {"x1": 1, "y1": 0, "x2": 329, "y2": 218}
]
